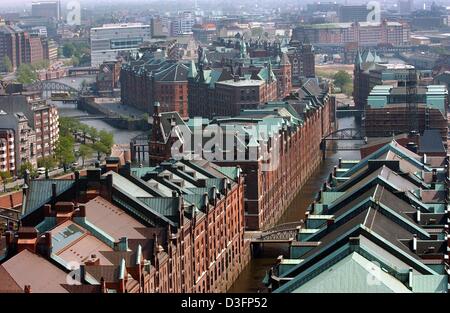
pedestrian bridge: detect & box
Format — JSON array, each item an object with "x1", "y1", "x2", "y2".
[{"x1": 246, "y1": 221, "x2": 303, "y2": 244}]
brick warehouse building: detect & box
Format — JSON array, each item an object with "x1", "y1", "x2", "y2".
[
  {"x1": 140, "y1": 80, "x2": 335, "y2": 230},
  {"x1": 0, "y1": 158, "x2": 249, "y2": 293},
  {"x1": 364, "y1": 85, "x2": 448, "y2": 142},
  {"x1": 205, "y1": 41, "x2": 292, "y2": 100},
  {"x1": 188, "y1": 49, "x2": 278, "y2": 118},
  {"x1": 120, "y1": 53, "x2": 189, "y2": 118}
]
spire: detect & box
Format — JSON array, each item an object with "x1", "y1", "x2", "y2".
[
  {"x1": 239, "y1": 39, "x2": 248, "y2": 59},
  {"x1": 188, "y1": 59, "x2": 197, "y2": 79},
  {"x1": 355, "y1": 50, "x2": 363, "y2": 68},
  {"x1": 275, "y1": 54, "x2": 281, "y2": 64},
  {"x1": 280, "y1": 52, "x2": 290, "y2": 66},
  {"x1": 267, "y1": 59, "x2": 274, "y2": 83}
]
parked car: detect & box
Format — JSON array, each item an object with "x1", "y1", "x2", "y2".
[{"x1": 37, "y1": 167, "x2": 46, "y2": 175}]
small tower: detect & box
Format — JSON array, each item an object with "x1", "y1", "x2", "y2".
[{"x1": 151, "y1": 101, "x2": 162, "y2": 143}]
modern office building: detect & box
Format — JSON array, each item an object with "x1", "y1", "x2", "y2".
[
  {"x1": 90, "y1": 23, "x2": 152, "y2": 67},
  {"x1": 338, "y1": 5, "x2": 371, "y2": 23},
  {"x1": 31, "y1": 1, "x2": 61, "y2": 20},
  {"x1": 170, "y1": 11, "x2": 195, "y2": 36}
]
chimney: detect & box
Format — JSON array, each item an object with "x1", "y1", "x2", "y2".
[
  {"x1": 43, "y1": 204, "x2": 52, "y2": 217},
  {"x1": 74, "y1": 171, "x2": 80, "y2": 202},
  {"x1": 51, "y1": 182, "x2": 57, "y2": 209},
  {"x1": 412, "y1": 234, "x2": 417, "y2": 252},
  {"x1": 24, "y1": 285, "x2": 31, "y2": 293},
  {"x1": 5, "y1": 231, "x2": 13, "y2": 248},
  {"x1": 78, "y1": 204, "x2": 86, "y2": 217},
  {"x1": 23, "y1": 169, "x2": 30, "y2": 186},
  {"x1": 118, "y1": 237, "x2": 128, "y2": 251},
  {"x1": 349, "y1": 236, "x2": 360, "y2": 248},
  {"x1": 432, "y1": 169, "x2": 437, "y2": 182},
  {"x1": 44, "y1": 232, "x2": 52, "y2": 257},
  {"x1": 327, "y1": 218, "x2": 335, "y2": 227}
]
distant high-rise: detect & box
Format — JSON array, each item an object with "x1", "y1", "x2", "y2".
[
  {"x1": 31, "y1": 1, "x2": 61, "y2": 20},
  {"x1": 90, "y1": 23, "x2": 151, "y2": 67},
  {"x1": 171, "y1": 11, "x2": 195, "y2": 36},
  {"x1": 338, "y1": 5, "x2": 371, "y2": 23},
  {"x1": 398, "y1": 0, "x2": 414, "y2": 14}
]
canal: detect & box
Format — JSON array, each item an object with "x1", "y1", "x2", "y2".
[
  {"x1": 228, "y1": 115, "x2": 362, "y2": 293},
  {"x1": 54, "y1": 102, "x2": 143, "y2": 145}
]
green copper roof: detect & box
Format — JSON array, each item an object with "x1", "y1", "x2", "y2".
[{"x1": 24, "y1": 180, "x2": 76, "y2": 217}]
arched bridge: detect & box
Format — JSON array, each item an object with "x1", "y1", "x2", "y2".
[
  {"x1": 25, "y1": 80, "x2": 79, "y2": 93},
  {"x1": 247, "y1": 221, "x2": 303, "y2": 243},
  {"x1": 321, "y1": 128, "x2": 367, "y2": 154},
  {"x1": 322, "y1": 128, "x2": 366, "y2": 141}
]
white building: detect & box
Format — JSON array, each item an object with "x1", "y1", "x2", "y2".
[
  {"x1": 90, "y1": 23, "x2": 151, "y2": 67},
  {"x1": 171, "y1": 11, "x2": 195, "y2": 36}
]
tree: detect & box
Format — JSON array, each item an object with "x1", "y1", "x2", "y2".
[
  {"x1": 1, "y1": 56, "x2": 13, "y2": 73},
  {"x1": 32, "y1": 59, "x2": 50, "y2": 71},
  {"x1": 333, "y1": 70, "x2": 352, "y2": 90},
  {"x1": 71, "y1": 56, "x2": 80, "y2": 67},
  {"x1": 16, "y1": 64, "x2": 37, "y2": 84},
  {"x1": 78, "y1": 144, "x2": 94, "y2": 166},
  {"x1": 19, "y1": 162, "x2": 36, "y2": 179},
  {"x1": 0, "y1": 171, "x2": 12, "y2": 192},
  {"x1": 62, "y1": 43, "x2": 75, "y2": 58},
  {"x1": 98, "y1": 130, "x2": 114, "y2": 154},
  {"x1": 38, "y1": 156, "x2": 57, "y2": 170},
  {"x1": 91, "y1": 141, "x2": 108, "y2": 160},
  {"x1": 54, "y1": 135, "x2": 76, "y2": 172}
]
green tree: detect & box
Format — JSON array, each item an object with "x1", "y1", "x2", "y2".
[
  {"x1": 78, "y1": 144, "x2": 94, "y2": 166},
  {"x1": 0, "y1": 171, "x2": 12, "y2": 192},
  {"x1": 98, "y1": 130, "x2": 114, "y2": 153},
  {"x1": 38, "y1": 156, "x2": 57, "y2": 171},
  {"x1": 16, "y1": 64, "x2": 38, "y2": 84},
  {"x1": 71, "y1": 56, "x2": 80, "y2": 67},
  {"x1": 19, "y1": 161, "x2": 36, "y2": 179},
  {"x1": 54, "y1": 135, "x2": 76, "y2": 172},
  {"x1": 32, "y1": 59, "x2": 50, "y2": 70},
  {"x1": 62, "y1": 43, "x2": 75, "y2": 58},
  {"x1": 333, "y1": 70, "x2": 352, "y2": 90},
  {"x1": 91, "y1": 141, "x2": 108, "y2": 160},
  {"x1": 1, "y1": 56, "x2": 13, "y2": 73}
]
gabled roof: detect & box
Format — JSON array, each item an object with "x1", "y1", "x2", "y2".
[
  {"x1": 24, "y1": 180, "x2": 76, "y2": 217},
  {"x1": 1, "y1": 249, "x2": 69, "y2": 293},
  {"x1": 154, "y1": 63, "x2": 189, "y2": 82}
]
